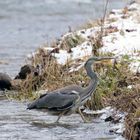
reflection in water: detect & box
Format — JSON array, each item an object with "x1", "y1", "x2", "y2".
[{"x1": 31, "y1": 121, "x2": 79, "y2": 129}]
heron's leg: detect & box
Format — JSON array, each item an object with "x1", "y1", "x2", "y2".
[
  {"x1": 55, "y1": 111, "x2": 66, "y2": 123},
  {"x1": 78, "y1": 108, "x2": 90, "y2": 123}
]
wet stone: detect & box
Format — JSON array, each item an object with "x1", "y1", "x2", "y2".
[{"x1": 0, "y1": 73, "x2": 12, "y2": 91}]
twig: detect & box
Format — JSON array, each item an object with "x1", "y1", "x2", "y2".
[{"x1": 100, "y1": 0, "x2": 109, "y2": 39}]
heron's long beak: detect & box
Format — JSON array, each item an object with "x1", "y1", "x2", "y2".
[
  {"x1": 96, "y1": 57, "x2": 115, "y2": 61},
  {"x1": 94, "y1": 57, "x2": 116, "y2": 65},
  {"x1": 95, "y1": 57, "x2": 116, "y2": 66}
]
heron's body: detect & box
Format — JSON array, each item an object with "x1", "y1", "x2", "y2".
[
  {"x1": 28, "y1": 86, "x2": 80, "y2": 112},
  {"x1": 27, "y1": 56, "x2": 113, "y2": 122}
]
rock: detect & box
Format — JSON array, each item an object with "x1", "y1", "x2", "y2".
[
  {"x1": 105, "y1": 116, "x2": 114, "y2": 122},
  {"x1": 15, "y1": 64, "x2": 40, "y2": 79},
  {"x1": 105, "y1": 115, "x2": 122, "y2": 123},
  {"x1": 0, "y1": 73, "x2": 12, "y2": 91}
]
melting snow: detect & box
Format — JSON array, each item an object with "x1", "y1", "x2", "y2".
[{"x1": 31, "y1": 2, "x2": 140, "y2": 73}]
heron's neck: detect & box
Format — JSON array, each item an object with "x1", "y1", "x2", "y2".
[
  {"x1": 85, "y1": 62, "x2": 97, "y2": 79},
  {"x1": 81, "y1": 63, "x2": 98, "y2": 101}
]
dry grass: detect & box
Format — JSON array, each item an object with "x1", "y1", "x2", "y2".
[
  {"x1": 59, "y1": 34, "x2": 85, "y2": 52},
  {"x1": 102, "y1": 58, "x2": 140, "y2": 139},
  {"x1": 80, "y1": 19, "x2": 101, "y2": 29}
]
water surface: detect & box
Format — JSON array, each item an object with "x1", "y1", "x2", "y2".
[{"x1": 0, "y1": 99, "x2": 125, "y2": 140}]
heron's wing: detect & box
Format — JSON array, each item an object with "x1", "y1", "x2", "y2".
[
  {"x1": 39, "y1": 93, "x2": 48, "y2": 98},
  {"x1": 27, "y1": 90, "x2": 80, "y2": 111}
]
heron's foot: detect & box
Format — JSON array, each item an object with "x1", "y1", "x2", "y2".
[
  {"x1": 83, "y1": 117, "x2": 91, "y2": 123},
  {"x1": 55, "y1": 116, "x2": 61, "y2": 124},
  {"x1": 55, "y1": 110, "x2": 67, "y2": 123},
  {"x1": 55, "y1": 119, "x2": 60, "y2": 124},
  {"x1": 78, "y1": 108, "x2": 91, "y2": 123}
]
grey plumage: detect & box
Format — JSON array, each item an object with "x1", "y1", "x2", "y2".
[
  {"x1": 28, "y1": 91, "x2": 79, "y2": 111},
  {"x1": 27, "y1": 56, "x2": 113, "y2": 122}
]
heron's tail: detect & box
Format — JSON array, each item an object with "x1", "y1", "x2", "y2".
[{"x1": 27, "y1": 101, "x2": 37, "y2": 110}]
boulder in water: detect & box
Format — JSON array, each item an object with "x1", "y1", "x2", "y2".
[{"x1": 0, "y1": 73, "x2": 12, "y2": 91}]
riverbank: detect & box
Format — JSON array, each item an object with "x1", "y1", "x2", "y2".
[{"x1": 3, "y1": 1, "x2": 140, "y2": 140}]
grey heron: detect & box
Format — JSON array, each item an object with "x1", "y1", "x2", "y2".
[{"x1": 27, "y1": 56, "x2": 113, "y2": 122}]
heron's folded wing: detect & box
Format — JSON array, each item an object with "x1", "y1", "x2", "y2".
[{"x1": 35, "y1": 91, "x2": 79, "y2": 110}]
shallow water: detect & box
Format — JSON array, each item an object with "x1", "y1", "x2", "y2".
[
  {"x1": 0, "y1": 98, "x2": 125, "y2": 140},
  {"x1": 0, "y1": 0, "x2": 130, "y2": 77}
]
